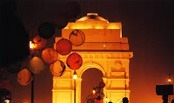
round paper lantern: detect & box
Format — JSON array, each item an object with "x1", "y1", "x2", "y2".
[
  {"x1": 17, "y1": 68, "x2": 32, "y2": 86},
  {"x1": 41, "y1": 48, "x2": 58, "y2": 64},
  {"x1": 38, "y1": 22, "x2": 55, "y2": 39},
  {"x1": 29, "y1": 56, "x2": 45, "y2": 74},
  {"x1": 32, "y1": 35, "x2": 47, "y2": 50},
  {"x1": 56, "y1": 38, "x2": 72, "y2": 55},
  {"x1": 50, "y1": 60, "x2": 66, "y2": 77},
  {"x1": 69, "y1": 29, "x2": 85, "y2": 46},
  {"x1": 66, "y1": 52, "x2": 82, "y2": 70}
]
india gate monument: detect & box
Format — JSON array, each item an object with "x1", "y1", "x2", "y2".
[{"x1": 52, "y1": 13, "x2": 133, "y2": 103}]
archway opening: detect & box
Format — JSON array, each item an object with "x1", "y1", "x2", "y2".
[{"x1": 81, "y1": 68, "x2": 103, "y2": 103}]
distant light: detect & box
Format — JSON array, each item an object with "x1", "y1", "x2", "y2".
[
  {"x1": 103, "y1": 44, "x2": 106, "y2": 47},
  {"x1": 168, "y1": 78, "x2": 172, "y2": 83},
  {"x1": 105, "y1": 96, "x2": 109, "y2": 102},
  {"x1": 0, "y1": 89, "x2": 11, "y2": 103},
  {"x1": 29, "y1": 41, "x2": 36, "y2": 49},
  {"x1": 92, "y1": 89, "x2": 95, "y2": 95},
  {"x1": 4, "y1": 99, "x2": 10, "y2": 103},
  {"x1": 73, "y1": 71, "x2": 77, "y2": 80}
]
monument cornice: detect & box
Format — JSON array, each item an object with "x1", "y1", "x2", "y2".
[{"x1": 59, "y1": 51, "x2": 133, "y2": 60}]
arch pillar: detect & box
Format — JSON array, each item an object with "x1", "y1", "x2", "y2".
[{"x1": 75, "y1": 77, "x2": 81, "y2": 103}]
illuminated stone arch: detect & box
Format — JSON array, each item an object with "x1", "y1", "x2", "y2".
[
  {"x1": 52, "y1": 13, "x2": 133, "y2": 103},
  {"x1": 74, "y1": 62, "x2": 106, "y2": 103},
  {"x1": 79, "y1": 62, "x2": 105, "y2": 78}
]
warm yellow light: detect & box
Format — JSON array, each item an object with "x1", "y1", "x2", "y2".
[
  {"x1": 168, "y1": 78, "x2": 172, "y2": 83},
  {"x1": 105, "y1": 96, "x2": 109, "y2": 102},
  {"x1": 73, "y1": 71, "x2": 77, "y2": 80},
  {"x1": 29, "y1": 41, "x2": 36, "y2": 49},
  {"x1": 92, "y1": 89, "x2": 95, "y2": 95},
  {"x1": 4, "y1": 99, "x2": 10, "y2": 103}
]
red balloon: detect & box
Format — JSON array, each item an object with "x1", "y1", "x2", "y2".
[
  {"x1": 66, "y1": 52, "x2": 82, "y2": 70},
  {"x1": 41, "y1": 48, "x2": 58, "y2": 64},
  {"x1": 56, "y1": 38, "x2": 72, "y2": 55},
  {"x1": 17, "y1": 68, "x2": 32, "y2": 86}
]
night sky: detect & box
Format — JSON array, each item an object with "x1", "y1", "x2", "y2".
[{"x1": 1, "y1": 0, "x2": 174, "y2": 103}]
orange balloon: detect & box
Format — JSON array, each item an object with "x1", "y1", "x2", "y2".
[
  {"x1": 69, "y1": 29, "x2": 85, "y2": 46},
  {"x1": 56, "y1": 38, "x2": 72, "y2": 55},
  {"x1": 50, "y1": 60, "x2": 66, "y2": 77},
  {"x1": 66, "y1": 52, "x2": 82, "y2": 70},
  {"x1": 17, "y1": 68, "x2": 32, "y2": 86},
  {"x1": 32, "y1": 35, "x2": 47, "y2": 50},
  {"x1": 42, "y1": 48, "x2": 58, "y2": 64}
]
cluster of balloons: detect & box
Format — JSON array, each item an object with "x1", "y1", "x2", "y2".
[
  {"x1": 16, "y1": 29, "x2": 85, "y2": 86},
  {"x1": 1, "y1": 0, "x2": 82, "y2": 89},
  {"x1": 15, "y1": 0, "x2": 82, "y2": 86}
]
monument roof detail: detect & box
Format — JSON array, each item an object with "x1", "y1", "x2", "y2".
[
  {"x1": 64, "y1": 13, "x2": 121, "y2": 29},
  {"x1": 77, "y1": 13, "x2": 109, "y2": 23}
]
